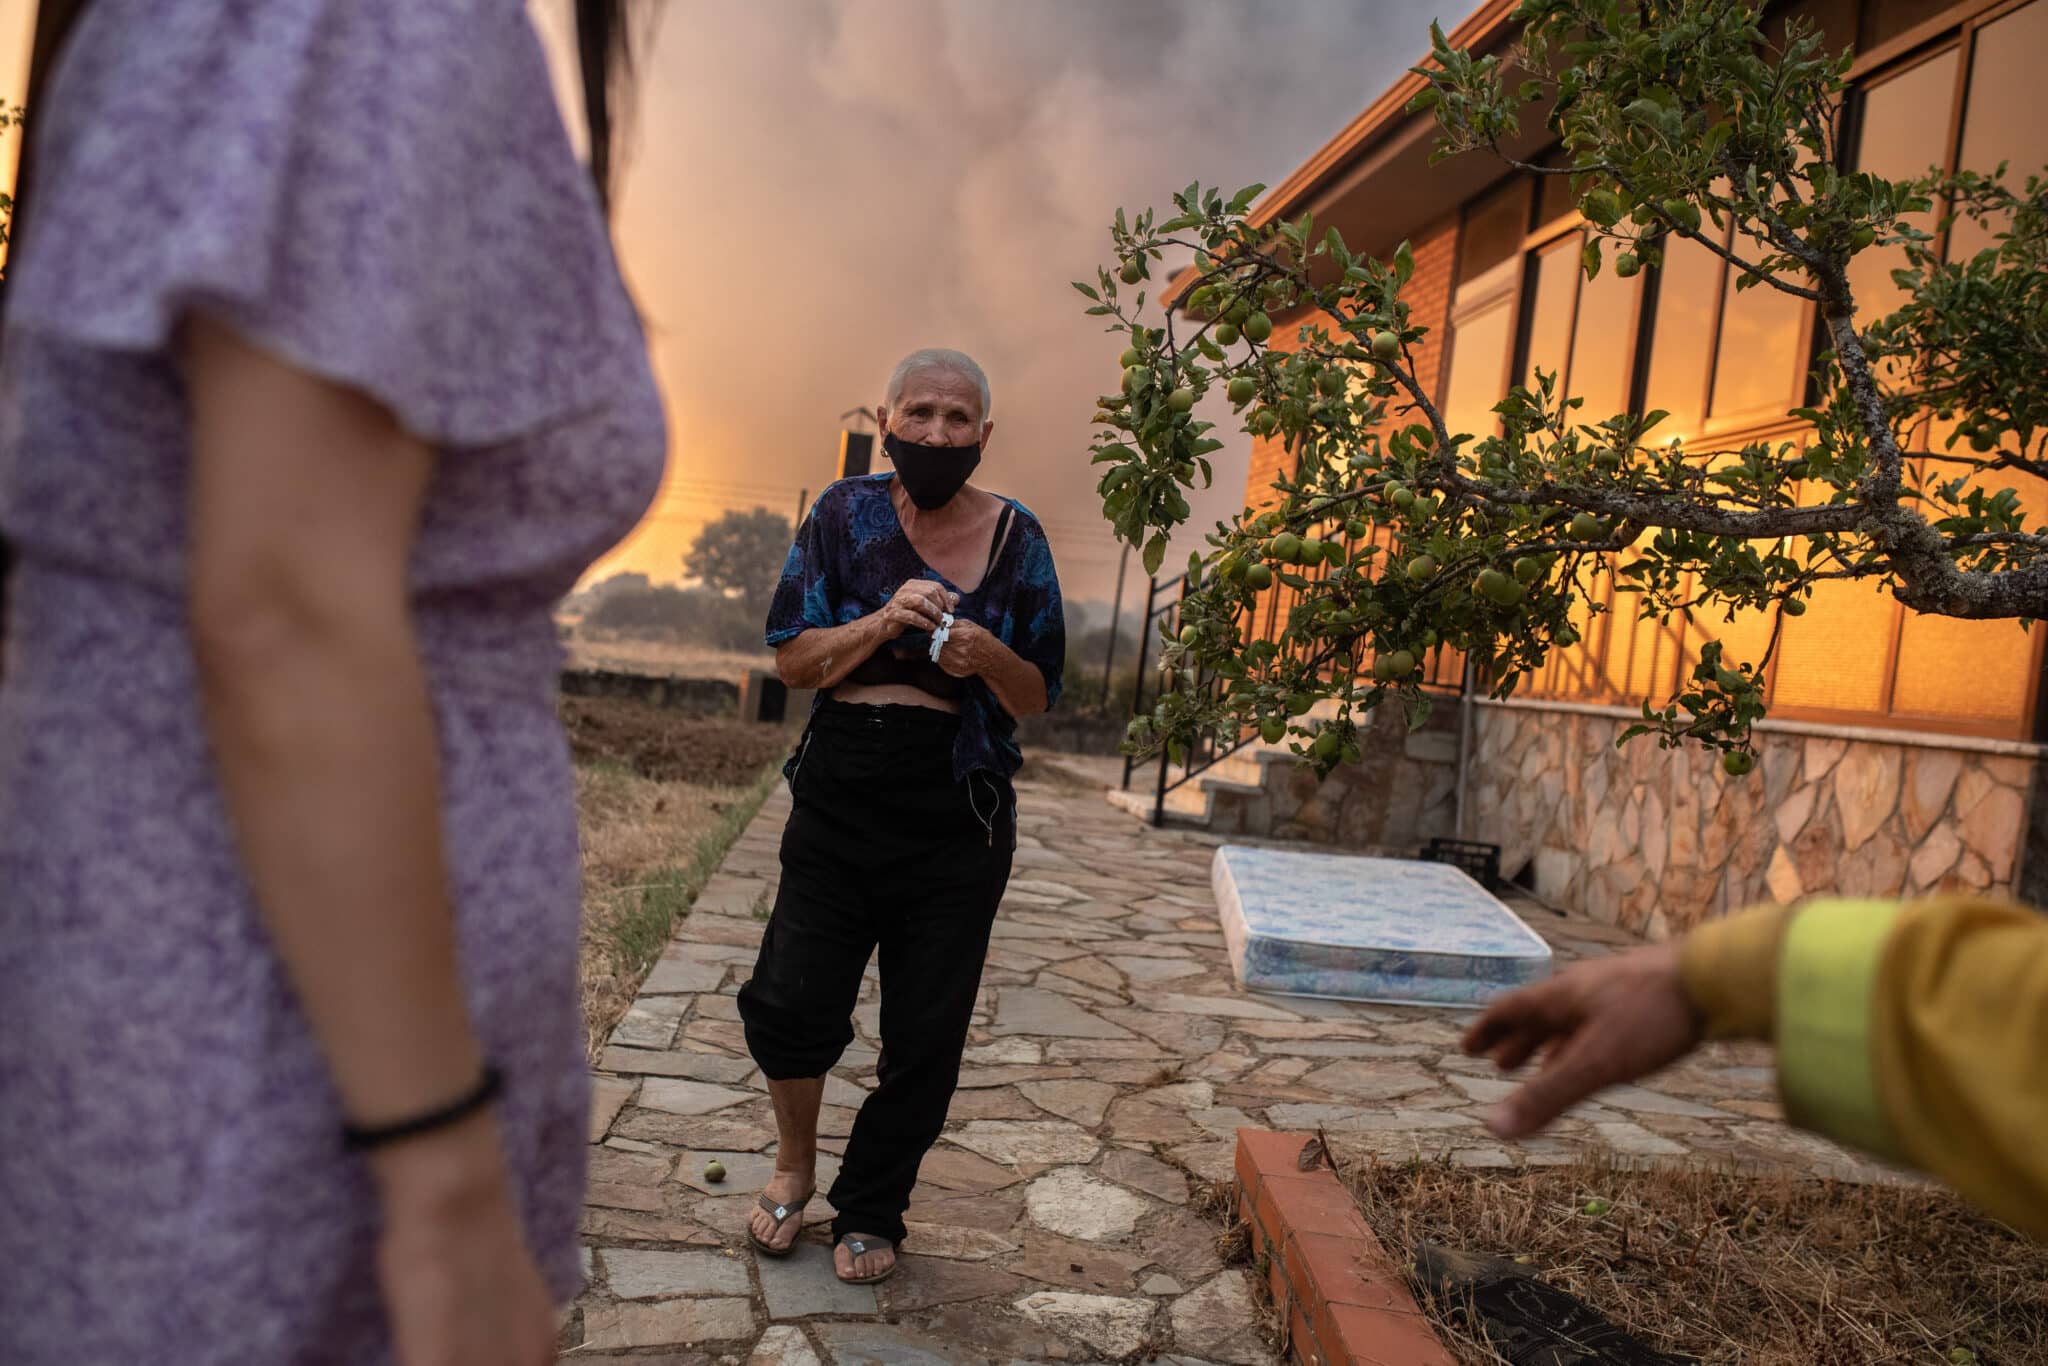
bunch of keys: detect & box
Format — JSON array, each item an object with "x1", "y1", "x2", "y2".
[{"x1": 928, "y1": 612, "x2": 956, "y2": 663}]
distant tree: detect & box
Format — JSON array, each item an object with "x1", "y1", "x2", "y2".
[
  {"x1": 575, "y1": 570, "x2": 652, "y2": 608},
  {"x1": 685, "y1": 508, "x2": 792, "y2": 616},
  {"x1": 583, "y1": 583, "x2": 760, "y2": 652}
]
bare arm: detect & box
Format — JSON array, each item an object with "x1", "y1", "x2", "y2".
[
  {"x1": 774, "y1": 577, "x2": 956, "y2": 691},
  {"x1": 182, "y1": 317, "x2": 552, "y2": 1363},
  {"x1": 936, "y1": 620, "x2": 1051, "y2": 718}
]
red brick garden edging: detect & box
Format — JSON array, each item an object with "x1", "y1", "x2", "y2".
[{"x1": 1235, "y1": 1130, "x2": 1456, "y2": 1366}]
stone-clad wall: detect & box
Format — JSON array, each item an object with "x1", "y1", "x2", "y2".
[
  {"x1": 1251, "y1": 700, "x2": 1461, "y2": 851},
  {"x1": 1466, "y1": 702, "x2": 2039, "y2": 937}
]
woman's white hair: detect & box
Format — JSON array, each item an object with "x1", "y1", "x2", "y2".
[{"x1": 885, "y1": 348, "x2": 993, "y2": 421}]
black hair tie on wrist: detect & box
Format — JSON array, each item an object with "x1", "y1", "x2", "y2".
[{"x1": 342, "y1": 1065, "x2": 504, "y2": 1152}]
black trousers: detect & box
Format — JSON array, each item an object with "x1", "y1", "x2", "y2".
[{"x1": 736, "y1": 699, "x2": 1015, "y2": 1245}]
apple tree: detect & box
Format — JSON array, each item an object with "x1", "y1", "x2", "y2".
[{"x1": 1081, "y1": 0, "x2": 2047, "y2": 775}]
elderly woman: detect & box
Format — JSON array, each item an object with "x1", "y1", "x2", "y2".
[{"x1": 737, "y1": 348, "x2": 1064, "y2": 1284}]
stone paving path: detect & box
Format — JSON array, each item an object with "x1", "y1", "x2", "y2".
[{"x1": 569, "y1": 759, "x2": 1880, "y2": 1364}]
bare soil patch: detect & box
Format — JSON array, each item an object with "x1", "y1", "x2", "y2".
[
  {"x1": 567, "y1": 693, "x2": 784, "y2": 1055},
  {"x1": 562, "y1": 693, "x2": 794, "y2": 787},
  {"x1": 1344, "y1": 1153, "x2": 2047, "y2": 1365}
]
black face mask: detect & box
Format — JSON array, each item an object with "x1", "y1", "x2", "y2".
[{"x1": 884, "y1": 431, "x2": 981, "y2": 511}]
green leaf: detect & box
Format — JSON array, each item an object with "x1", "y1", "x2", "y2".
[
  {"x1": 1581, "y1": 236, "x2": 1603, "y2": 280},
  {"x1": 1143, "y1": 533, "x2": 1168, "y2": 577},
  {"x1": 1393, "y1": 240, "x2": 1416, "y2": 285},
  {"x1": 1072, "y1": 281, "x2": 1100, "y2": 301}
]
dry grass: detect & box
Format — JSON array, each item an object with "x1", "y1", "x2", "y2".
[
  {"x1": 1345, "y1": 1154, "x2": 2047, "y2": 1365},
  {"x1": 572, "y1": 714, "x2": 781, "y2": 1058},
  {"x1": 565, "y1": 634, "x2": 773, "y2": 681}
]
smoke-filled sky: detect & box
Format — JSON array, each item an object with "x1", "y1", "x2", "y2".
[{"x1": 534, "y1": 0, "x2": 1449, "y2": 602}]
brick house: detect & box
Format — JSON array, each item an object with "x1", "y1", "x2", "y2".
[{"x1": 1134, "y1": 0, "x2": 2048, "y2": 935}]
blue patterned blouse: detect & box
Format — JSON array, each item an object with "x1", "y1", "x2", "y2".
[{"x1": 766, "y1": 474, "x2": 1066, "y2": 781}]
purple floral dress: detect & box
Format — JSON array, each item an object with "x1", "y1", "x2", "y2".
[{"x1": 0, "y1": 4, "x2": 666, "y2": 1362}]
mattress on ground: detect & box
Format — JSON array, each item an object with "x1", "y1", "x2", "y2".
[{"x1": 1212, "y1": 844, "x2": 1553, "y2": 1007}]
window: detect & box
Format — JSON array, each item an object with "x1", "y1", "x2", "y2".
[
  {"x1": 1521, "y1": 235, "x2": 1581, "y2": 395},
  {"x1": 1639, "y1": 232, "x2": 1722, "y2": 444},
  {"x1": 1845, "y1": 48, "x2": 1960, "y2": 319},
  {"x1": 1708, "y1": 257, "x2": 1810, "y2": 421},
  {"x1": 1514, "y1": 230, "x2": 1645, "y2": 425},
  {"x1": 1567, "y1": 253, "x2": 1643, "y2": 425},
  {"x1": 1950, "y1": 0, "x2": 2048, "y2": 259},
  {"x1": 1457, "y1": 179, "x2": 1529, "y2": 284},
  {"x1": 1441, "y1": 296, "x2": 1515, "y2": 441}
]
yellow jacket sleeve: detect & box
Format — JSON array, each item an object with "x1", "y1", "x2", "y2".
[{"x1": 1680, "y1": 895, "x2": 2048, "y2": 1240}]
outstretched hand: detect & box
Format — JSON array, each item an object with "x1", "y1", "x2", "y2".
[{"x1": 1463, "y1": 940, "x2": 1707, "y2": 1139}]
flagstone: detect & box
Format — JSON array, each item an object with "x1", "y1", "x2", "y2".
[
  {"x1": 1265, "y1": 1103, "x2": 1480, "y2": 1132},
  {"x1": 1170, "y1": 1271, "x2": 1268, "y2": 1366},
  {"x1": 746, "y1": 1324, "x2": 823, "y2": 1366},
  {"x1": 615, "y1": 1111, "x2": 775, "y2": 1152},
  {"x1": 602, "y1": 1047, "x2": 759, "y2": 1084},
  {"x1": 756, "y1": 1242, "x2": 879, "y2": 1319},
  {"x1": 1092, "y1": 940, "x2": 1198, "y2": 959},
  {"x1": 1105, "y1": 955, "x2": 1207, "y2": 983},
  {"x1": 1025, "y1": 1166, "x2": 1152, "y2": 1241},
  {"x1": 673, "y1": 1149, "x2": 843, "y2": 1197},
  {"x1": 590, "y1": 1076, "x2": 638, "y2": 1142},
  {"x1": 1018, "y1": 1078, "x2": 1120, "y2": 1127},
  {"x1": 899, "y1": 1221, "x2": 1019, "y2": 1261},
  {"x1": 903, "y1": 1190, "x2": 1025, "y2": 1233},
  {"x1": 1099, "y1": 1147, "x2": 1190, "y2": 1205},
  {"x1": 1045, "y1": 1038, "x2": 1171, "y2": 1061},
  {"x1": 1139, "y1": 1203, "x2": 1230, "y2": 1282},
  {"x1": 941, "y1": 1086, "x2": 1043, "y2": 1121},
  {"x1": 600, "y1": 1248, "x2": 751, "y2": 1300},
  {"x1": 580, "y1": 1297, "x2": 757, "y2": 1349},
  {"x1": 581, "y1": 1207, "x2": 723, "y2": 1245},
  {"x1": 1298, "y1": 1059, "x2": 1442, "y2": 1100},
  {"x1": 990, "y1": 987, "x2": 1133, "y2": 1039},
  {"x1": 915, "y1": 1145, "x2": 1025, "y2": 1192},
  {"x1": 642, "y1": 956, "x2": 729, "y2": 995},
  {"x1": 1103, "y1": 1100, "x2": 1208, "y2": 1146},
  {"x1": 1153, "y1": 993, "x2": 1302, "y2": 1022},
  {"x1": 945, "y1": 1119, "x2": 1101, "y2": 1166},
  {"x1": 1033, "y1": 973, "x2": 1126, "y2": 1007},
  {"x1": 637, "y1": 1079, "x2": 755, "y2": 1117},
  {"x1": 1016, "y1": 1291, "x2": 1155, "y2": 1358},
  {"x1": 960, "y1": 1038, "x2": 1044, "y2": 1065},
  {"x1": 1593, "y1": 1083, "x2": 1730, "y2": 1118},
  {"x1": 1007, "y1": 1235, "x2": 1151, "y2": 1293},
  {"x1": 882, "y1": 1256, "x2": 1027, "y2": 1313},
  {"x1": 588, "y1": 1146, "x2": 672, "y2": 1186},
  {"x1": 955, "y1": 1064, "x2": 1087, "y2": 1088},
  {"x1": 611, "y1": 996, "x2": 688, "y2": 1050},
  {"x1": 1045, "y1": 955, "x2": 1127, "y2": 991}
]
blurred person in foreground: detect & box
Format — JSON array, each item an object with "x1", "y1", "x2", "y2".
[
  {"x1": 0, "y1": 2, "x2": 662, "y2": 1362},
  {"x1": 1467, "y1": 894, "x2": 2047, "y2": 1239},
  {"x1": 736, "y1": 349, "x2": 1065, "y2": 1284}
]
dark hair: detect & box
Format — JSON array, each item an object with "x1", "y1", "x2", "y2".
[{"x1": 576, "y1": 0, "x2": 638, "y2": 214}]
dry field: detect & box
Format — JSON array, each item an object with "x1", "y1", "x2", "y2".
[
  {"x1": 1346, "y1": 1154, "x2": 2046, "y2": 1365},
  {"x1": 565, "y1": 693, "x2": 790, "y2": 1056}
]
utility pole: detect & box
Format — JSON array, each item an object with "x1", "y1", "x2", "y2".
[{"x1": 1101, "y1": 541, "x2": 1131, "y2": 708}]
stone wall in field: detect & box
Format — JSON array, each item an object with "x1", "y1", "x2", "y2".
[{"x1": 1466, "y1": 700, "x2": 2041, "y2": 937}]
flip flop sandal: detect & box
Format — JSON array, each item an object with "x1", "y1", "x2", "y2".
[
  {"x1": 835, "y1": 1233, "x2": 898, "y2": 1285},
  {"x1": 746, "y1": 1192, "x2": 813, "y2": 1258}
]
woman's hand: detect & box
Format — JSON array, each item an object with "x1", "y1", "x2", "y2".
[
  {"x1": 934, "y1": 618, "x2": 992, "y2": 678},
  {"x1": 1462, "y1": 940, "x2": 1705, "y2": 1139},
  {"x1": 878, "y1": 579, "x2": 958, "y2": 639},
  {"x1": 372, "y1": 1115, "x2": 558, "y2": 1366}
]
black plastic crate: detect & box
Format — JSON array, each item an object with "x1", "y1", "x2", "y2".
[{"x1": 1420, "y1": 837, "x2": 1501, "y2": 891}]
